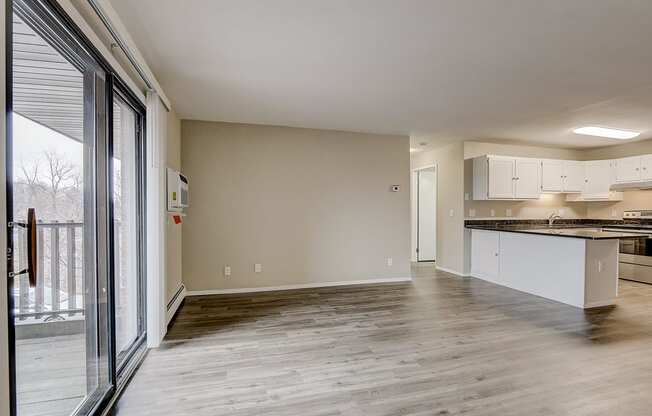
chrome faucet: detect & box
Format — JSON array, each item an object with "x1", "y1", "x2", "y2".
[{"x1": 548, "y1": 212, "x2": 562, "y2": 226}]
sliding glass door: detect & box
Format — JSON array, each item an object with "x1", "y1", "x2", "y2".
[
  {"x1": 6, "y1": 1, "x2": 147, "y2": 415},
  {"x1": 111, "y1": 92, "x2": 145, "y2": 372}
]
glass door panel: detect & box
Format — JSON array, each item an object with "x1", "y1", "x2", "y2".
[
  {"x1": 111, "y1": 94, "x2": 144, "y2": 369},
  {"x1": 9, "y1": 2, "x2": 111, "y2": 415}
]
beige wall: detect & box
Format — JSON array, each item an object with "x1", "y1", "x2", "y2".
[
  {"x1": 582, "y1": 140, "x2": 652, "y2": 160},
  {"x1": 166, "y1": 110, "x2": 183, "y2": 302},
  {"x1": 464, "y1": 141, "x2": 583, "y2": 160},
  {"x1": 463, "y1": 141, "x2": 588, "y2": 219},
  {"x1": 411, "y1": 142, "x2": 465, "y2": 274},
  {"x1": 181, "y1": 121, "x2": 411, "y2": 291},
  {"x1": 586, "y1": 191, "x2": 652, "y2": 219}
]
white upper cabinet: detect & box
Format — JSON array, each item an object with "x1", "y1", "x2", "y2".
[
  {"x1": 641, "y1": 155, "x2": 652, "y2": 180},
  {"x1": 583, "y1": 160, "x2": 613, "y2": 199},
  {"x1": 473, "y1": 156, "x2": 540, "y2": 200},
  {"x1": 615, "y1": 156, "x2": 641, "y2": 183},
  {"x1": 488, "y1": 158, "x2": 516, "y2": 199},
  {"x1": 471, "y1": 153, "x2": 652, "y2": 201},
  {"x1": 541, "y1": 160, "x2": 564, "y2": 192},
  {"x1": 541, "y1": 160, "x2": 584, "y2": 193},
  {"x1": 563, "y1": 161, "x2": 585, "y2": 193},
  {"x1": 514, "y1": 158, "x2": 540, "y2": 198}
]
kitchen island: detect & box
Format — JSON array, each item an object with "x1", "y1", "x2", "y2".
[{"x1": 467, "y1": 225, "x2": 646, "y2": 309}]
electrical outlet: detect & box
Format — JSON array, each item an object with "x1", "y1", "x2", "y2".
[
  {"x1": 449, "y1": 209, "x2": 454, "y2": 217},
  {"x1": 254, "y1": 263, "x2": 262, "y2": 273},
  {"x1": 468, "y1": 209, "x2": 476, "y2": 217},
  {"x1": 559, "y1": 208, "x2": 565, "y2": 217},
  {"x1": 224, "y1": 265, "x2": 231, "y2": 277},
  {"x1": 490, "y1": 209, "x2": 495, "y2": 217},
  {"x1": 612, "y1": 209, "x2": 618, "y2": 218},
  {"x1": 506, "y1": 208, "x2": 513, "y2": 217},
  {"x1": 386, "y1": 257, "x2": 393, "y2": 267},
  {"x1": 464, "y1": 193, "x2": 469, "y2": 201}
]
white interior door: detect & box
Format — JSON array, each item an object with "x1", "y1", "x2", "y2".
[{"x1": 417, "y1": 167, "x2": 436, "y2": 262}]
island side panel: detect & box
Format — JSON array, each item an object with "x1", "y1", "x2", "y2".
[
  {"x1": 584, "y1": 239, "x2": 619, "y2": 308},
  {"x1": 497, "y1": 232, "x2": 587, "y2": 308}
]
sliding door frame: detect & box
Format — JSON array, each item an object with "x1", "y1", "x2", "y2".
[
  {"x1": 109, "y1": 77, "x2": 147, "y2": 380},
  {"x1": 4, "y1": 1, "x2": 148, "y2": 415}
]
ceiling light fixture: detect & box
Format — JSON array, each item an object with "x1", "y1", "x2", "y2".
[
  {"x1": 573, "y1": 126, "x2": 640, "y2": 140},
  {"x1": 409, "y1": 148, "x2": 419, "y2": 153}
]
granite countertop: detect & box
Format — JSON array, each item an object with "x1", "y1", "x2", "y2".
[{"x1": 465, "y1": 224, "x2": 649, "y2": 240}]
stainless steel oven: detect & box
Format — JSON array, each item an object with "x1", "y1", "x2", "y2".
[{"x1": 604, "y1": 210, "x2": 652, "y2": 284}]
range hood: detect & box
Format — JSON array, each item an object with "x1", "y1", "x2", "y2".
[{"x1": 610, "y1": 181, "x2": 652, "y2": 191}]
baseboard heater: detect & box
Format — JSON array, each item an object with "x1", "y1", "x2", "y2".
[{"x1": 166, "y1": 283, "x2": 186, "y2": 325}]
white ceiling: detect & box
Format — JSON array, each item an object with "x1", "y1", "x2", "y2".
[{"x1": 110, "y1": 0, "x2": 652, "y2": 149}]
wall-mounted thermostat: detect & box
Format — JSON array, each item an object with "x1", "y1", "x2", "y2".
[
  {"x1": 391, "y1": 185, "x2": 400, "y2": 192},
  {"x1": 167, "y1": 168, "x2": 189, "y2": 212}
]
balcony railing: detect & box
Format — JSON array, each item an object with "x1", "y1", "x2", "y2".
[{"x1": 13, "y1": 220, "x2": 84, "y2": 322}]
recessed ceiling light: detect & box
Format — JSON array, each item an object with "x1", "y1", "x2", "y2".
[
  {"x1": 409, "y1": 148, "x2": 419, "y2": 153},
  {"x1": 419, "y1": 142, "x2": 428, "y2": 146},
  {"x1": 573, "y1": 126, "x2": 640, "y2": 140}
]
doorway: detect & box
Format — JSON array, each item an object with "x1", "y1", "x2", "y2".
[{"x1": 413, "y1": 166, "x2": 436, "y2": 262}]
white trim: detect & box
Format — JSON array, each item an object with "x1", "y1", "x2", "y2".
[
  {"x1": 145, "y1": 91, "x2": 168, "y2": 348},
  {"x1": 411, "y1": 164, "x2": 437, "y2": 262},
  {"x1": 436, "y1": 266, "x2": 469, "y2": 277},
  {"x1": 186, "y1": 277, "x2": 413, "y2": 296},
  {"x1": 166, "y1": 284, "x2": 186, "y2": 324}
]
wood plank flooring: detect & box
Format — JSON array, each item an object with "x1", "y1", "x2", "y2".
[{"x1": 114, "y1": 265, "x2": 652, "y2": 415}]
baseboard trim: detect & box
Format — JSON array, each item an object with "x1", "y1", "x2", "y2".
[
  {"x1": 186, "y1": 277, "x2": 413, "y2": 296},
  {"x1": 166, "y1": 284, "x2": 186, "y2": 324},
  {"x1": 435, "y1": 266, "x2": 469, "y2": 277}
]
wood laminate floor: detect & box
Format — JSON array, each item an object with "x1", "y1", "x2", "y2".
[{"x1": 114, "y1": 265, "x2": 652, "y2": 415}]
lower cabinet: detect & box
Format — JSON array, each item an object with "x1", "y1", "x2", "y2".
[{"x1": 470, "y1": 229, "x2": 500, "y2": 282}]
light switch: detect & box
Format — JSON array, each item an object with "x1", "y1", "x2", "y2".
[
  {"x1": 386, "y1": 258, "x2": 393, "y2": 267},
  {"x1": 449, "y1": 209, "x2": 454, "y2": 217},
  {"x1": 464, "y1": 193, "x2": 470, "y2": 201},
  {"x1": 254, "y1": 263, "x2": 262, "y2": 273},
  {"x1": 224, "y1": 265, "x2": 231, "y2": 277}
]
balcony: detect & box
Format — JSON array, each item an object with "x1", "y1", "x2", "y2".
[{"x1": 12, "y1": 220, "x2": 130, "y2": 416}]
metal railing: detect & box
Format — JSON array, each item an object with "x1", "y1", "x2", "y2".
[{"x1": 13, "y1": 220, "x2": 84, "y2": 321}]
